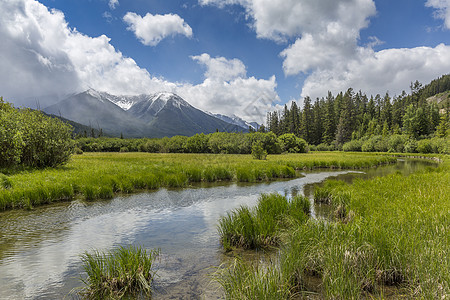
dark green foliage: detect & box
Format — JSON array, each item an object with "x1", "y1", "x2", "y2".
[
  {"x1": 342, "y1": 139, "x2": 363, "y2": 152},
  {"x1": 265, "y1": 75, "x2": 450, "y2": 148},
  {"x1": 75, "y1": 131, "x2": 284, "y2": 155},
  {"x1": 278, "y1": 133, "x2": 309, "y2": 153},
  {"x1": 0, "y1": 98, "x2": 74, "y2": 168}
]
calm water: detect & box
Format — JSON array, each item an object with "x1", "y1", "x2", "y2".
[{"x1": 0, "y1": 159, "x2": 436, "y2": 299}]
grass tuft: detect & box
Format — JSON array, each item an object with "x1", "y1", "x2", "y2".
[{"x1": 79, "y1": 245, "x2": 159, "y2": 299}]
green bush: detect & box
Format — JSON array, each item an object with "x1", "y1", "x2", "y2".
[
  {"x1": 251, "y1": 141, "x2": 268, "y2": 160},
  {"x1": 387, "y1": 134, "x2": 408, "y2": 153},
  {"x1": 404, "y1": 139, "x2": 418, "y2": 153},
  {"x1": 416, "y1": 139, "x2": 433, "y2": 154},
  {"x1": 342, "y1": 140, "x2": 363, "y2": 152},
  {"x1": 0, "y1": 98, "x2": 73, "y2": 168},
  {"x1": 278, "y1": 133, "x2": 309, "y2": 153}
]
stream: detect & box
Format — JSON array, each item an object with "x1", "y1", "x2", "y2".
[{"x1": 0, "y1": 159, "x2": 437, "y2": 299}]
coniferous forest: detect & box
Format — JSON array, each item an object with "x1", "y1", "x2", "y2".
[{"x1": 266, "y1": 74, "x2": 450, "y2": 152}]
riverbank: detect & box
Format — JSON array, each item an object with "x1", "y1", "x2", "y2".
[
  {"x1": 216, "y1": 157, "x2": 449, "y2": 299},
  {"x1": 0, "y1": 152, "x2": 397, "y2": 211}
]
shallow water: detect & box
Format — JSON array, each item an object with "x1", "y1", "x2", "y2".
[{"x1": 0, "y1": 159, "x2": 436, "y2": 299}]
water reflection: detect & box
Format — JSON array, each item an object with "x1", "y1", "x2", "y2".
[{"x1": 0, "y1": 159, "x2": 437, "y2": 299}]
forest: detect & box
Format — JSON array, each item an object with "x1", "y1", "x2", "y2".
[{"x1": 266, "y1": 74, "x2": 450, "y2": 150}]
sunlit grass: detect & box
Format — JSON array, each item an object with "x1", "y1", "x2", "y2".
[
  {"x1": 79, "y1": 245, "x2": 159, "y2": 299},
  {"x1": 218, "y1": 193, "x2": 310, "y2": 251},
  {"x1": 215, "y1": 157, "x2": 449, "y2": 299},
  {"x1": 0, "y1": 152, "x2": 396, "y2": 211}
]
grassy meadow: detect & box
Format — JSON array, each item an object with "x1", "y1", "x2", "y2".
[
  {"x1": 0, "y1": 151, "x2": 396, "y2": 211},
  {"x1": 216, "y1": 158, "x2": 449, "y2": 299}
]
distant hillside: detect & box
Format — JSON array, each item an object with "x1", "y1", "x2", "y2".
[
  {"x1": 44, "y1": 113, "x2": 106, "y2": 137},
  {"x1": 427, "y1": 91, "x2": 450, "y2": 110},
  {"x1": 420, "y1": 74, "x2": 450, "y2": 99}
]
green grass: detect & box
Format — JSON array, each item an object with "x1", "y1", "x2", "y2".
[
  {"x1": 0, "y1": 152, "x2": 396, "y2": 211},
  {"x1": 215, "y1": 157, "x2": 449, "y2": 299},
  {"x1": 218, "y1": 193, "x2": 310, "y2": 251},
  {"x1": 79, "y1": 245, "x2": 159, "y2": 299},
  {"x1": 213, "y1": 258, "x2": 291, "y2": 300}
]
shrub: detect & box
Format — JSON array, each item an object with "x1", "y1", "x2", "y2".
[
  {"x1": 342, "y1": 140, "x2": 363, "y2": 152},
  {"x1": 251, "y1": 141, "x2": 268, "y2": 160},
  {"x1": 278, "y1": 133, "x2": 309, "y2": 153},
  {"x1": 387, "y1": 134, "x2": 408, "y2": 153},
  {"x1": 416, "y1": 139, "x2": 433, "y2": 154},
  {"x1": 404, "y1": 139, "x2": 418, "y2": 153},
  {"x1": 0, "y1": 98, "x2": 74, "y2": 168}
]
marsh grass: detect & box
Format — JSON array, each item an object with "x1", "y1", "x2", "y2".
[
  {"x1": 218, "y1": 193, "x2": 310, "y2": 251},
  {"x1": 0, "y1": 152, "x2": 396, "y2": 211},
  {"x1": 213, "y1": 258, "x2": 291, "y2": 300},
  {"x1": 216, "y1": 157, "x2": 449, "y2": 299},
  {"x1": 79, "y1": 245, "x2": 159, "y2": 299}
]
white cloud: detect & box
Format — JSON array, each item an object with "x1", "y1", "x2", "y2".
[
  {"x1": 301, "y1": 44, "x2": 450, "y2": 99},
  {"x1": 203, "y1": 0, "x2": 450, "y2": 103},
  {"x1": 0, "y1": 0, "x2": 279, "y2": 122},
  {"x1": 0, "y1": 0, "x2": 175, "y2": 103},
  {"x1": 200, "y1": 0, "x2": 375, "y2": 42},
  {"x1": 123, "y1": 12, "x2": 193, "y2": 46},
  {"x1": 191, "y1": 53, "x2": 246, "y2": 81},
  {"x1": 426, "y1": 0, "x2": 450, "y2": 29},
  {"x1": 177, "y1": 54, "x2": 279, "y2": 122},
  {"x1": 109, "y1": 0, "x2": 119, "y2": 10}
]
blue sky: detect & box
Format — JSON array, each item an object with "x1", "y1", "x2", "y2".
[{"x1": 1, "y1": 0, "x2": 449, "y2": 122}]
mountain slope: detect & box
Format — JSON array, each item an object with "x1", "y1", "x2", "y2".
[
  {"x1": 212, "y1": 113, "x2": 260, "y2": 130},
  {"x1": 44, "y1": 90, "x2": 146, "y2": 137},
  {"x1": 44, "y1": 90, "x2": 247, "y2": 138},
  {"x1": 128, "y1": 92, "x2": 245, "y2": 137}
]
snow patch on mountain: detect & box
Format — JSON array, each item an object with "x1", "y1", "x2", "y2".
[{"x1": 212, "y1": 113, "x2": 260, "y2": 130}]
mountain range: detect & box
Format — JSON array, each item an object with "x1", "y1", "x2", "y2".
[{"x1": 44, "y1": 89, "x2": 256, "y2": 138}]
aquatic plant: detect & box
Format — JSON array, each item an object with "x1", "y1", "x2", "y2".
[
  {"x1": 80, "y1": 245, "x2": 159, "y2": 299},
  {"x1": 218, "y1": 193, "x2": 310, "y2": 251},
  {"x1": 213, "y1": 258, "x2": 291, "y2": 300}
]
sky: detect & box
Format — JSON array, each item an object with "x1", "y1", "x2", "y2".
[{"x1": 1, "y1": 0, "x2": 450, "y2": 123}]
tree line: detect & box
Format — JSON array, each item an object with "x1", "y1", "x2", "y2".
[
  {"x1": 266, "y1": 75, "x2": 450, "y2": 149},
  {"x1": 74, "y1": 132, "x2": 309, "y2": 155}
]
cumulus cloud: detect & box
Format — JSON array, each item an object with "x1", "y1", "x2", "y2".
[
  {"x1": 178, "y1": 54, "x2": 279, "y2": 122},
  {"x1": 301, "y1": 44, "x2": 450, "y2": 99},
  {"x1": 0, "y1": 0, "x2": 279, "y2": 122},
  {"x1": 202, "y1": 0, "x2": 450, "y2": 102},
  {"x1": 123, "y1": 12, "x2": 193, "y2": 46},
  {"x1": 200, "y1": 0, "x2": 375, "y2": 42},
  {"x1": 109, "y1": 0, "x2": 119, "y2": 10},
  {"x1": 191, "y1": 53, "x2": 246, "y2": 81},
  {"x1": 426, "y1": 0, "x2": 450, "y2": 29},
  {"x1": 0, "y1": 0, "x2": 175, "y2": 104}
]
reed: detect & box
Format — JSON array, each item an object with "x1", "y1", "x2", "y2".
[{"x1": 79, "y1": 245, "x2": 159, "y2": 299}]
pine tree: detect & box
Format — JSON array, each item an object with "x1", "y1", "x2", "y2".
[
  {"x1": 322, "y1": 92, "x2": 336, "y2": 144},
  {"x1": 299, "y1": 96, "x2": 313, "y2": 143}
]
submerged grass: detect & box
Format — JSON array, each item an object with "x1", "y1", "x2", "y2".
[
  {"x1": 216, "y1": 157, "x2": 449, "y2": 299},
  {"x1": 79, "y1": 245, "x2": 159, "y2": 299},
  {"x1": 0, "y1": 152, "x2": 396, "y2": 211}
]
